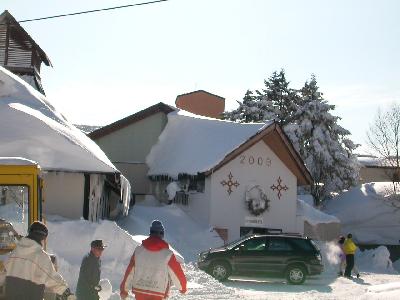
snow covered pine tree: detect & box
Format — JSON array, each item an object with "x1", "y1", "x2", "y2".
[{"x1": 223, "y1": 71, "x2": 359, "y2": 204}]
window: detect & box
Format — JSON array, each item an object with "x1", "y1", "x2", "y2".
[
  {"x1": 241, "y1": 237, "x2": 266, "y2": 251},
  {"x1": 267, "y1": 238, "x2": 293, "y2": 251},
  {"x1": 179, "y1": 174, "x2": 205, "y2": 193},
  {"x1": 0, "y1": 185, "x2": 29, "y2": 235},
  {"x1": 289, "y1": 238, "x2": 315, "y2": 251}
]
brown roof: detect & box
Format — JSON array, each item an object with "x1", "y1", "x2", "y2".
[
  {"x1": 175, "y1": 90, "x2": 225, "y2": 104},
  {"x1": 0, "y1": 10, "x2": 52, "y2": 67},
  {"x1": 89, "y1": 102, "x2": 175, "y2": 139},
  {"x1": 205, "y1": 122, "x2": 313, "y2": 186}
]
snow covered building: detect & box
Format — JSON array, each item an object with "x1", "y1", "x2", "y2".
[
  {"x1": 0, "y1": 66, "x2": 130, "y2": 221},
  {"x1": 0, "y1": 10, "x2": 51, "y2": 94},
  {"x1": 146, "y1": 110, "x2": 314, "y2": 242},
  {"x1": 358, "y1": 155, "x2": 398, "y2": 183},
  {"x1": 89, "y1": 103, "x2": 175, "y2": 197}
]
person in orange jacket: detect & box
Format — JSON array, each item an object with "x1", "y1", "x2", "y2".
[
  {"x1": 343, "y1": 233, "x2": 357, "y2": 278},
  {"x1": 120, "y1": 220, "x2": 187, "y2": 300}
]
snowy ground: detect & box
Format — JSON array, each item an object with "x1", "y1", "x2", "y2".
[{"x1": 45, "y1": 198, "x2": 400, "y2": 299}]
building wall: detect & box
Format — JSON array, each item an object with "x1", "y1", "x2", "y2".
[
  {"x1": 43, "y1": 172, "x2": 84, "y2": 219},
  {"x1": 94, "y1": 112, "x2": 168, "y2": 194},
  {"x1": 184, "y1": 177, "x2": 211, "y2": 225},
  {"x1": 359, "y1": 167, "x2": 393, "y2": 183},
  {"x1": 176, "y1": 91, "x2": 225, "y2": 119},
  {"x1": 209, "y1": 141, "x2": 298, "y2": 242}
]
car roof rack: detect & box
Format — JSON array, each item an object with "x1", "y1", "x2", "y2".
[{"x1": 252, "y1": 231, "x2": 304, "y2": 237}]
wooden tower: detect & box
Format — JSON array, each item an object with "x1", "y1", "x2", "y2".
[{"x1": 0, "y1": 10, "x2": 51, "y2": 94}]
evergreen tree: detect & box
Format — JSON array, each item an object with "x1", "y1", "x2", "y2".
[
  {"x1": 284, "y1": 75, "x2": 359, "y2": 204},
  {"x1": 223, "y1": 72, "x2": 359, "y2": 203},
  {"x1": 223, "y1": 70, "x2": 299, "y2": 124},
  {"x1": 256, "y1": 69, "x2": 300, "y2": 126}
]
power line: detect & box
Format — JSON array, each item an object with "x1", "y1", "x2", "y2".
[{"x1": 12, "y1": 0, "x2": 170, "y2": 24}]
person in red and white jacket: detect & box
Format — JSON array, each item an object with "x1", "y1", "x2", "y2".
[{"x1": 120, "y1": 220, "x2": 187, "y2": 300}]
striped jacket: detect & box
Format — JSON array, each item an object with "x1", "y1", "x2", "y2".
[
  {"x1": 120, "y1": 236, "x2": 187, "y2": 299},
  {"x1": 4, "y1": 237, "x2": 68, "y2": 300}
]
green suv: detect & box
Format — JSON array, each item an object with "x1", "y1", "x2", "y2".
[{"x1": 197, "y1": 234, "x2": 323, "y2": 284}]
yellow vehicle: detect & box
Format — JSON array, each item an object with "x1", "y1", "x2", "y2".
[{"x1": 0, "y1": 157, "x2": 43, "y2": 298}]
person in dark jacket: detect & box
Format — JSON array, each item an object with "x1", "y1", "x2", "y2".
[
  {"x1": 76, "y1": 240, "x2": 105, "y2": 300},
  {"x1": 4, "y1": 221, "x2": 75, "y2": 300}
]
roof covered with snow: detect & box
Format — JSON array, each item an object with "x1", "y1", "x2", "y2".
[
  {"x1": 0, "y1": 66, "x2": 117, "y2": 173},
  {"x1": 323, "y1": 182, "x2": 400, "y2": 245},
  {"x1": 146, "y1": 110, "x2": 271, "y2": 178},
  {"x1": 357, "y1": 155, "x2": 389, "y2": 167},
  {"x1": 297, "y1": 198, "x2": 340, "y2": 225}
]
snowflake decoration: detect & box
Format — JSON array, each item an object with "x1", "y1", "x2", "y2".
[
  {"x1": 220, "y1": 172, "x2": 240, "y2": 195},
  {"x1": 270, "y1": 177, "x2": 288, "y2": 199}
]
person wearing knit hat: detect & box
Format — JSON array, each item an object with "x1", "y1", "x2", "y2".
[
  {"x1": 120, "y1": 220, "x2": 187, "y2": 300},
  {"x1": 4, "y1": 221, "x2": 76, "y2": 300},
  {"x1": 76, "y1": 240, "x2": 106, "y2": 300}
]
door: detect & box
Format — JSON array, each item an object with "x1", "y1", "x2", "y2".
[
  {"x1": 232, "y1": 236, "x2": 268, "y2": 275},
  {"x1": 263, "y1": 237, "x2": 295, "y2": 274}
]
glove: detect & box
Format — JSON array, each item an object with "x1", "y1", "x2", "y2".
[
  {"x1": 94, "y1": 285, "x2": 102, "y2": 292},
  {"x1": 120, "y1": 291, "x2": 128, "y2": 299},
  {"x1": 60, "y1": 288, "x2": 75, "y2": 300},
  {"x1": 180, "y1": 287, "x2": 187, "y2": 294}
]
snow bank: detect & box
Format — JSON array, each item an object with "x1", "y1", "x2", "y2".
[
  {"x1": 46, "y1": 217, "x2": 139, "y2": 292},
  {"x1": 317, "y1": 241, "x2": 397, "y2": 276},
  {"x1": 45, "y1": 202, "x2": 398, "y2": 299},
  {"x1": 118, "y1": 197, "x2": 223, "y2": 262},
  {"x1": 297, "y1": 198, "x2": 339, "y2": 226},
  {"x1": 323, "y1": 182, "x2": 400, "y2": 244},
  {"x1": 357, "y1": 246, "x2": 397, "y2": 274}
]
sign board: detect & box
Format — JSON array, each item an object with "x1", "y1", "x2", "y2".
[{"x1": 245, "y1": 216, "x2": 263, "y2": 227}]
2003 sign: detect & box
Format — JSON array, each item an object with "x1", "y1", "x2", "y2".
[{"x1": 239, "y1": 155, "x2": 271, "y2": 166}]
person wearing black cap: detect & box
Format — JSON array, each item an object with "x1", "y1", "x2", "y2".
[
  {"x1": 76, "y1": 239, "x2": 106, "y2": 300},
  {"x1": 4, "y1": 221, "x2": 76, "y2": 300},
  {"x1": 120, "y1": 220, "x2": 187, "y2": 300}
]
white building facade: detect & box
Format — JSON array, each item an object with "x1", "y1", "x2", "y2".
[{"x1": 147, "y1": 110, "x2": 312, "y2": 243}]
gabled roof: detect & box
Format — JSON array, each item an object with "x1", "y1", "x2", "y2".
[
  {"x1": 357, "y1": 155, "x2": 393, "y2": 168},
  {"x1": 175, "y1": 90, "x2": 225, "y2": 104},
  {"x1": 146, "y1": 110, "x2": 313, "y2": 185},
  {"x1": 0, "y1": 10, "x2": 52, "y2": 67},
  {"x1": 0, "y1": 66, "x2": 117, "y2": 173},
  {"x1": 89, "y1": 102, "x2": 176, "y2": 139}
]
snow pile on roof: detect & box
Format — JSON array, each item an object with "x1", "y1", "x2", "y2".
[
  {"x1": 118, "y1": 196, "x2": 224, "y2": 262},
  {"x1": 323, "y1": 182, "x2": 400, "y2": 244},
  {"x1": 297, "y1": 198, "x2": 340, "y2": 225},
  {"x1": 357, "y1": 155, "x2": 388, "y2": 167},
  {"x1": 0, "y1": 66, "x2": 116, "y2": 173},
  {"x1": 146, "y1": 110, "x2": 271, "y2": 178}
]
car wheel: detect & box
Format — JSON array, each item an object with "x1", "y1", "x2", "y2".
[
  {"x1": 210, "y1": 261, "x2": 231, "y2": 281},
  {"x1": 286, "y1": 265, "x2": 306, "y2": 285}
]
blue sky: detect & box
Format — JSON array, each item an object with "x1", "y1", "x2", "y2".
[{"x1": 4, "y1": 0, "x2": 400, "y2": 152}]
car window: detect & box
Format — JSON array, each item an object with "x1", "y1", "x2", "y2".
[
  {"x1": 289, "y1": 238, "x2": 315, "y2": 251},
  {"x1": 241, "y1": 237, "x2": 266, "y2": 251},
  {"x1": 267, "y1": 238, "x2": 293, "y2": 251}
]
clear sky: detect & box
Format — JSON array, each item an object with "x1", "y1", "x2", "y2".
[{"x1": 4, "y1": 0, "x2": 400, "y2": 152}]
